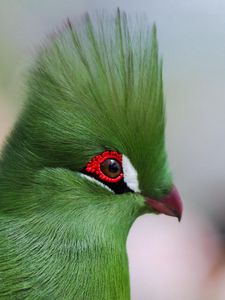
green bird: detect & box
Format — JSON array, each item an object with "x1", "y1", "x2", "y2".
[{"x1": 0, "y1": 10, "x2": 182, "y2": 300}]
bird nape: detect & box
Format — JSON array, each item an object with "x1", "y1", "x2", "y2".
[{"x1": 0, "y1": 9, "x2": 183, "y2": 300}]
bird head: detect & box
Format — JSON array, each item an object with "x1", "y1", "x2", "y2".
[{"x1": 1, "y1": 10, "x2": 182, "y2": 235}]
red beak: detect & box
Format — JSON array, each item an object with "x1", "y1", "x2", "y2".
[{"x1": 145, "y1": 186, "x2": 183, "y2": 221}]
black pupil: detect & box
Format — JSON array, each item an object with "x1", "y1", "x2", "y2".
[{"x1": 108, "y1": 160, "x2": 119, "y2": 173}]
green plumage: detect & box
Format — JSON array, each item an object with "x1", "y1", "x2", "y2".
[{"x1": 0, "y1": 10, "x2": 172, "y2": 299}]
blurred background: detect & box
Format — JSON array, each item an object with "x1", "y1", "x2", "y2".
[{"x1": 0, "y1": 1, "x2": 225, "y2": 299}]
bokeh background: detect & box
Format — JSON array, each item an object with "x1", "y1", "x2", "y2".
[{"x1": 1, "y1": 1, "x2": 225, "y2": 299}]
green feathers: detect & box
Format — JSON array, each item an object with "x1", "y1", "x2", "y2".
[
  {"x1": 1, "y1": 9, "x2": 171, "y2": 198},
  {"x1": 0, "y1": 9, "x2": 173, "y2": 299}
]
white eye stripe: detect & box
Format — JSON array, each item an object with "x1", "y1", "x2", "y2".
[
  {"x1": 122, "y1": 155, "x2": 140, "y2": 193},
  {"x1": 79, "y1": 173, "x2": 114, "y2": 193}
]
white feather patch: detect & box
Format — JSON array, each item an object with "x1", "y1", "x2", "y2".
[
  {"x1": 122, "y1": 155, "x2": 140, "y2": 193},
  {"x1": 79, "y1": 173, "x2": 114, "y2": 193}
]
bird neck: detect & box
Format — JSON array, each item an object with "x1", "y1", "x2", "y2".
[
  {"x1": 35, "y1": 217, "x2": 132, "y2": 299},
  {"x1": 1, "y1": 213, "x2": 132, "y2": 299},
  {"x1": 58, "y1": 216, "x2": 132, "y2": 299},
  {"x1": 69, "y1": 237, "x2": 131, "y2": 299}
]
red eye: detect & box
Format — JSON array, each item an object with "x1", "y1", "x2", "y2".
[{"x1": 85, "y1": 151, "x2": 123, "y2": 183}]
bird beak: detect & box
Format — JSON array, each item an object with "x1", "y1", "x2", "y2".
[{"x1": 144, "y1": 186, "x2": 183, "y2": 221}]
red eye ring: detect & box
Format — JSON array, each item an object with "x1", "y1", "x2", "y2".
[{"x1": 85, "y1": 151, "x2": 123, "y2": 183}]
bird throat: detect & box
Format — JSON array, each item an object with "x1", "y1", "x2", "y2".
[{"x1": 0, "y1": 215, "x2": 132, "y2": 300}]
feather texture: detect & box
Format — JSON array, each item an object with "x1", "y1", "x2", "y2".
[{"x1": 0, "y1": 9, "x2": 172, "y2": 299}]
